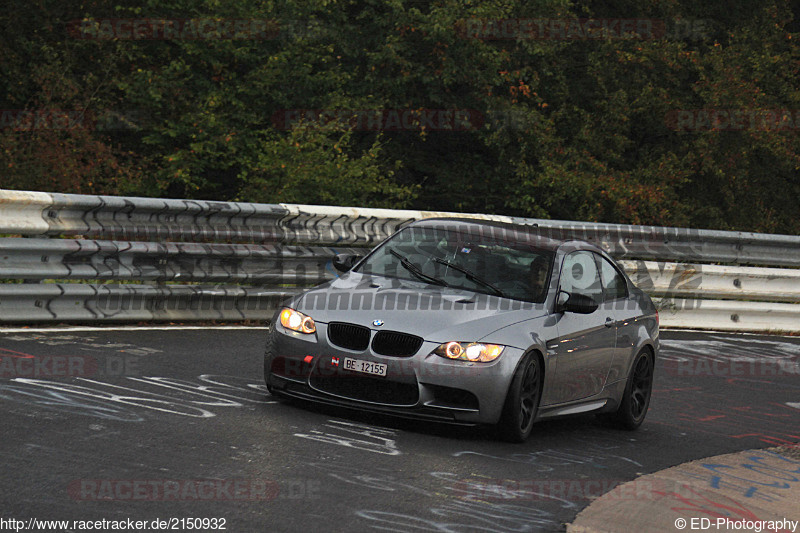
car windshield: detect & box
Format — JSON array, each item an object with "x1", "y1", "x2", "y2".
[{"x1": 354, "y1": 224, "x2": 554, "y2": 303}]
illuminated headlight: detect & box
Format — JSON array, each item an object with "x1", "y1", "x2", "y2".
[
  {"x1": 433, "y1": 342, "x2": 504, "y2": 363},
  {"x1": 279, "y1": 308, "x2": 316, "y2": 334}
]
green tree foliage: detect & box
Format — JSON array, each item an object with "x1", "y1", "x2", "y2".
[
  {"x1": 242, "y1": 122, "x2": 415, "y2": 207},
  {"x1": 0, "y1": 0, "x2": 798, "y2": 233}
]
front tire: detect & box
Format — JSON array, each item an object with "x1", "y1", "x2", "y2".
[
  {"x1": 263, "y1": 328, "x2": 277, "y2": 395},
  {"x1": 497, "y1": 353, "x2": 541, "y2": 442},
  {"x1": 604, "y1": 349, "x2": 653, "y2": 429}
]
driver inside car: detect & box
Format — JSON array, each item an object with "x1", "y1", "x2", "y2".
[{"x1": 528, "y1": 256, "x2": 549, "y2": 300}]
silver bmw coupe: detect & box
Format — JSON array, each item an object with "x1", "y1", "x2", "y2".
[{"x1": 265, "y1": 218, "x2": 659, "y2": 441}]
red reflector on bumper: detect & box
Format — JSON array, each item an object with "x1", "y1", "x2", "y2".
[{"x1": 303, "y1": 355, "x2": 314, "y2": 364}]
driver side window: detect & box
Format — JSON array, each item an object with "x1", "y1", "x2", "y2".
[
  {"x1": 560, "y1": 251, "x2": 603, "y2": 303},
  {"x1": 597, "y1": 254, "x2": 628, "y2": 301}
]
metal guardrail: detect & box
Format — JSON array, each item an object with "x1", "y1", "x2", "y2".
[
  {"x1": 5, "y1": 190, "x2": 800, "y2": 265},
  {"x1": 619, "y1": 261, "x2": 800, "y2": 303},
  {"x1": 0, "y1": 284, "x2": 292, "y2": 323},
  {"x1": 1, "y1": 189, "x2": 799, "y2": 331},
  {"x1": 0, "y1": 238, "x2": 355, "y2": 284},
  {"x1": 654, "y1": 299, "x2": 800, "y2": 332}
]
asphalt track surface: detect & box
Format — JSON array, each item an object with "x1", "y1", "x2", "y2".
[{"x1": 0, "y1": 328, "x2": 798, "y2": 532}]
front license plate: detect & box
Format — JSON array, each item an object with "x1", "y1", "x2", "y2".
[{"x1": 343, "y1": 357, "x2": 387, "y2": 377}]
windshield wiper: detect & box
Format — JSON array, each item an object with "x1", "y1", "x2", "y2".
[
  {"x1": 388, "y1": 248, "x2": 449, "y2": 287},
  {"x1": 432, "y1": 257, "x2": 505, "y2": 297}
]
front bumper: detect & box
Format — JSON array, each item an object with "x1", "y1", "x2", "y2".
[{"x1": 264, "y1": 321, "x2": 524, "y2": 425}]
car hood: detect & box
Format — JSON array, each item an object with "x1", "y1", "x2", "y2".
[{"x1": 291, "y1": 272, "x2": 548, "y2": 343}]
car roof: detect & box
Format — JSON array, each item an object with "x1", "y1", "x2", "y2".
[
  {"x1": 407, "y1": 217, "x2": 566, "y2": 251},
  {"x1": 407, "y1": 217, "x2": 612, "y2": 257}
]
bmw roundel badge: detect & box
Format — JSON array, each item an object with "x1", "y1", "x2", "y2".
[{"x1": 372, "y1": 319, "x2": 384, "y2": 327}]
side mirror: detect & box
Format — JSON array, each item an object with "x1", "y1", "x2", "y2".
[
  {"x1": 556, "y1": 291, "x2": 599, "y2": 314},
  {"x1": 332, "y1": 253, "x2": 362, "y2": 273}
]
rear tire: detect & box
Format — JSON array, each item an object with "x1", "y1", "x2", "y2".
[
  {"x1": 603, "y1": 349, "x2": 653, "y2": 430},
  {"x1": 497, "y1": 353, "x2": 541, "y2": 442}
]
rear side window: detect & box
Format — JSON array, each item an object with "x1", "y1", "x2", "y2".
[{"x1": 597, "y1": 254, "x2": 628, "y2": 300}]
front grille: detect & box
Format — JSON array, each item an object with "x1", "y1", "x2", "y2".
[
  {"x1": 328, "y1": 322, "x2": 371, "y2": 351},
  {"x1": 372, "y1": 331, "x2": 424, "y2": 357}
]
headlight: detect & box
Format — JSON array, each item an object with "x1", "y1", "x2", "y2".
[
  {"x1": 433, "y1": 342, "x2": 504, "y2": 363},
  {"x1": 279, "y1": 308, "x2": 316, "y2": 334}
]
